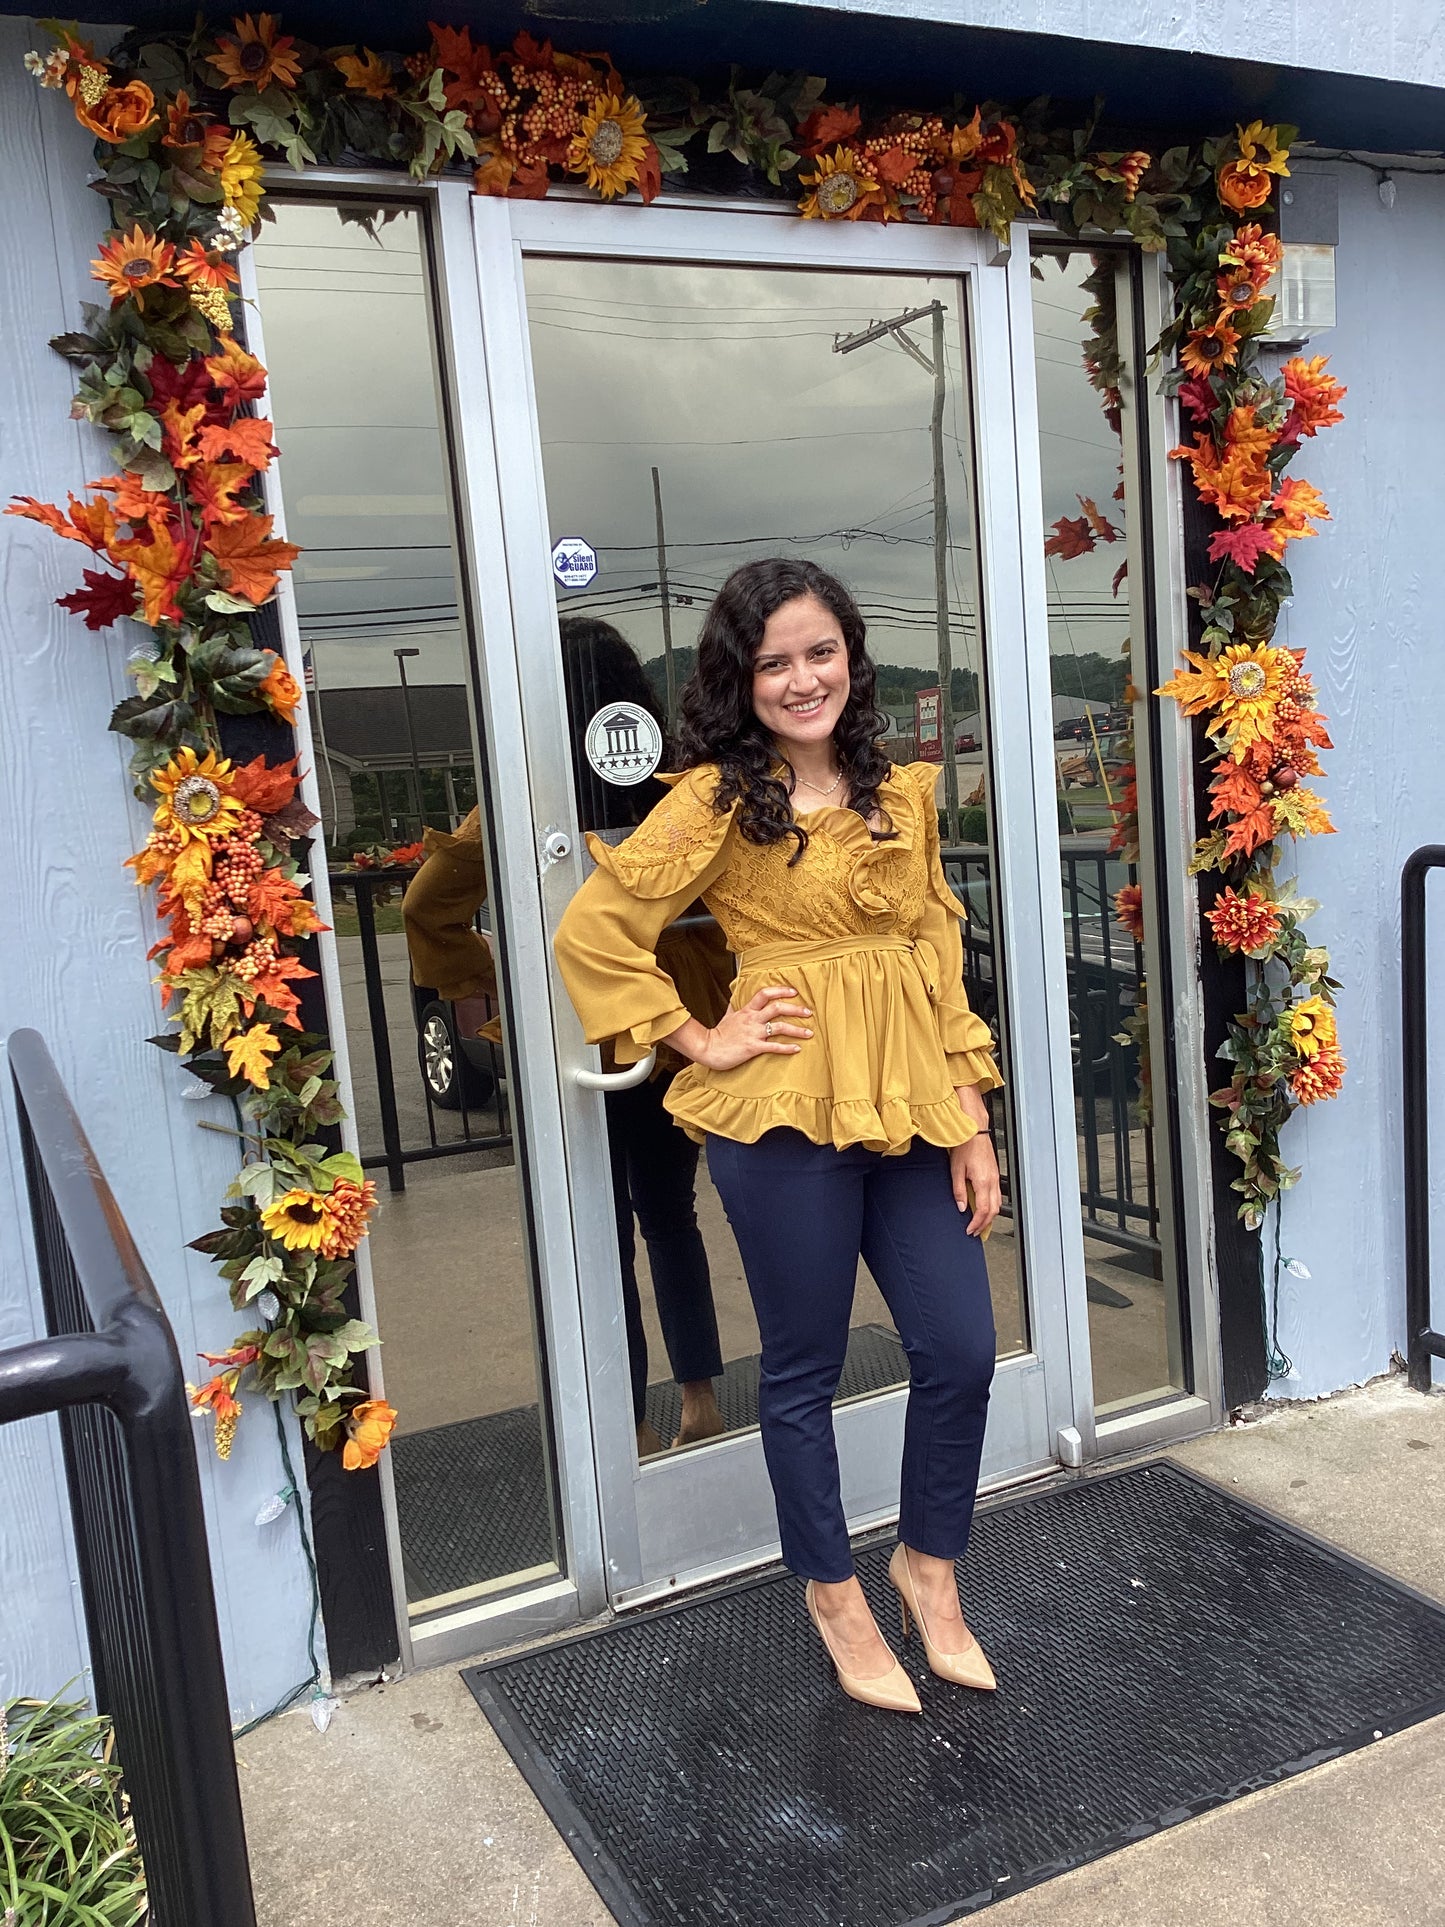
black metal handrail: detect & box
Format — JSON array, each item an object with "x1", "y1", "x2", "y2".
[
  {"x1": 1402, "y1": 847, "x2": 1445, "y2": 1393},
  {"x1": 3, "y1": 1030, "x2": 256, "y2": 1927}
]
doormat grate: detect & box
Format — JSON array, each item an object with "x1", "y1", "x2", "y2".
[
  {"x1": 392, "y1": 1324, "x2": 908, "y2": 1602},
  {"x1": 463, "y1": 1459, "x2": 1445, "y2": 1926}
]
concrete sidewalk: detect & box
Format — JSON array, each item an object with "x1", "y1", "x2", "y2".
[{"x1": 235, "y1": 1371, "x2": 1445, "y2": 1927}]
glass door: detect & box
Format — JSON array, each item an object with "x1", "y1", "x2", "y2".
[{"x1": 461, "y1": 196, "x2": 1087, "y2": 1602}]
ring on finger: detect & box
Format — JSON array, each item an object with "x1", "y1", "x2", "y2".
[{"x1": 764, "y1": 1020, "x2": 774, "y2": 1038}]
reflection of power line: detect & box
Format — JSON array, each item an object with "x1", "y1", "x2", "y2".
[{"x1": 541, "y1": 425, "x2": 928, "y2": 449}]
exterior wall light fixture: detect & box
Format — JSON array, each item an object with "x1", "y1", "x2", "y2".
[{"x1": 1265, "y1": 161, "x2": 1339, "y2": 345}]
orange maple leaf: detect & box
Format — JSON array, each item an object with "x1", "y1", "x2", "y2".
[
  {"x1": 204, "y1": 515, "x2": 301, "y2": 603},
  {"x1": 160, "y1": 399, "x2": 207, "y2": 469},
  {"x1": 7, "y1": 493, "x2": 117, "y2": 551},
  {"x1": 188, "y1": 461, "x2": 254, "y2": 527},
  {"x1": 196, "y1": 416, "x2": 277, "y2": 470},
  {"x1": 798, "y1": 101, "x2": 862, "y2": 154},
  {"x1": 1207, "y1": 763, "x2": 1264, "y2": 819},
  {"x1": 230, "y1": 754, "x2": 300, "y2": 814},
  {"x1": 1222, "y1": 804, "x2": 1278, "y2": 858},
  {"x1": 111, "y1": 521, "x2": 194, "y2": 626},
  {"x1": 204, "y1": 335, "x2": 268, "y2": 410}
]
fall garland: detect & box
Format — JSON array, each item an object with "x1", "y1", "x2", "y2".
[{"x1": 11, "y1": 19, "x2": 1345, "y2": 1471}]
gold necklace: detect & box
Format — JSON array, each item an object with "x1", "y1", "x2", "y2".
[{"x1": 793, "y1": 767, "x2": 844, "y2": 800}]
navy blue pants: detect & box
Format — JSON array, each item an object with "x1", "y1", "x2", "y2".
[
  {"x1": 606, "y1": 1076, "x2": 724, "y2": 1422},
  {"x1": 707, "y1": 1128, "x2": 996, "y2": 1582}
]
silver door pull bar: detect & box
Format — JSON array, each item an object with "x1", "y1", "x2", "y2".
[{"x1": 574, "y1": 1050, "x2": 656, "y2": 1091}]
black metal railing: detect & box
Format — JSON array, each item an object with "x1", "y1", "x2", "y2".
[
  {"x1": 1402, "y1": 846, "x2": 1445, "y2": 1393},
  {"x1": 2, "y1": 1030, "x2": 256, "y2": 1927},
  {"x1": 330, "y1": 866, "x2": 513, "y2": 1194}
]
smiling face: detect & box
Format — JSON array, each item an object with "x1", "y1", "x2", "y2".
[{"x1": 750, "y1": 593, "x2": 851, "y2": 757}]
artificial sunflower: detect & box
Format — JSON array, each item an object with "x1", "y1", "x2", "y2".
[
  {"x1": 1287, "y1": 994, "x2": 1338, "y2": 1061},
  {"x1": 1155, "y1": 641, "x2": 1292, "y2": 760},
  {"x1": 342, "y1": 1398, "x2": 398, "y2": 1471},
  {"x1": 219, "y1": 130, "x2": 266, "y2": 229},
  {"x1": 1179, "y1": 315, "x2": 1241, "y2": 378},
  {"x1": 162, "y1": 89, "x2": 211, "y2": 149},
  {"x1": 90, "y1": 224, "x2": 178, "y2": 305},
  {"x1": 1217, "y1": 119, "x2": 1289, "y2": 212},
  {"x1": 210, "y1": 11, "x2": 303, "y2": 92},
  {"x1": 261, "y1": 1187, "x2": 331, "y2": 1253},
  {"x1": 151, "y1": 747, "x2": 246, "y2": 845},
  {"x1": 799, "y1": 145, "x2": 883, "y2": 220},
  {"x1": 567, "y1": 92, "x2": 649, "y2": 199}
]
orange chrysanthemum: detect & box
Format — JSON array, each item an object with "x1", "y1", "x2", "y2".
[
  {"x1": 1219, "y1": 222, "x2": 1284, "y2": 280},
  {"x1": 342, "y1": 1398, "x2": 397, "y2": 1471},
  {"x1": 1290, "y1": 1039, "x2": 1345, "y2": 1106},
  {"x1": 1217, "y1": 120, "x2": 1289, "y2": 212},
  {"x1": 1113, "y1": 883, "x2": 1145, "y2": 943},
  {"x1": 210, "y1": 12, "x2": 302, "y2": 91},
  {"x1": 1205, "y1": 887, "x2": 1283, "y2": 954},
  {"x1": 91, "y1": 224, "x2": 178, "y2": 305},
  {"x1": 320, "y1": 1178, "x2": 378, "y2": 1260}
]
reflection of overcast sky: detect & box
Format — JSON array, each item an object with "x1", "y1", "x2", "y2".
[{"x1": 253, "y1": 203, "x2": 1127, "y2": 699}]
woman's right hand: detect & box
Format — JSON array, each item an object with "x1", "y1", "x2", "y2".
[{"x1": 668, "y1": 985, "x2": 812, "y2": 1071}]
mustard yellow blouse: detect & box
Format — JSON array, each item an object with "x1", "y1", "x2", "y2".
[{"x1": 553, "y1": 760, "x2": 1004, "y2": 1156}]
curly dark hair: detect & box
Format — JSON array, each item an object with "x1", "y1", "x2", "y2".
[{"x1": 674, "y1": 558, "x2": 893, "y2": 861}]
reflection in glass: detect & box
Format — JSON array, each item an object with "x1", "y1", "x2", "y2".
[
  {"x1": 524, "y1": 256, "x2": 1029, "y2": 1456},
  {"x1": 1031, "y1": 246, "x2": 1186, "y2": 1413},
  {"x1": 254, "y1": 202, "x2": 560, "y2": 1613}
]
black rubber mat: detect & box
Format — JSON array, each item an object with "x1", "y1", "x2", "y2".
[
  {"x1": 392, "y1": 1324, "x2": 909, "y2": 1602},
  {"x1": 463, "y1": 1459, "x2": 1445, "y2": 1926}
]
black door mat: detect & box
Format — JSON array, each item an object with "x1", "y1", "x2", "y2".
[
  {"x1": 462, "y1": 1459, "x2": 1445, "y2": 1927},
  {"x1": 392, "y1": 1324, "x2": 909, "y2": 1602}
]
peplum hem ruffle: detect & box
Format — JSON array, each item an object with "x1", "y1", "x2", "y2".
[{"x1": 663, "y1": 1077, "x2": 984, "y2": 1157}]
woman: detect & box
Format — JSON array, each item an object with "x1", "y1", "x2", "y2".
[
  {"x1": 403, "y1": 615, "x2": 731, "y2": 1456},
  {"x1": 554, "y1": 559, "x2": 1003, "y2": 1715}
]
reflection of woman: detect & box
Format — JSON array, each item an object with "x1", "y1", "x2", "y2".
[
  {"x1": 555, "y1": 560, "x2": 1004, "y2": 1714},
  {"x1": 402, "y1": 617, "x2": 730, "y2": 1457}
]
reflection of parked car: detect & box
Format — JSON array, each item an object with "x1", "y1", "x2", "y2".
[
  {"x1": 411, "y1": 917, "x2": 504, "y2": 1112},
  {"x1": 955, "y1": 730, "x2": 979, "y2": 752}
]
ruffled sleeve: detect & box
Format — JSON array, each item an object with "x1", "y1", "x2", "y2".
[
  {"x1": 907, "y1": 763, "x2": 1005, "y2": 1092},
  {"x1": 553, "y1": 765, "x2": 738, "y2": 1065},
  {"x1": 401, "y1": 807, "x2": 497, "y2": 1003}
]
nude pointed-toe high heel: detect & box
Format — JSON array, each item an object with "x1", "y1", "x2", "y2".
[
  {"x1": 804, "y1": 1580, "x2": 922, "y2": 1715},
  {"x1": 888, "y1": 1544, "x2": 997, "y2": 1691}
]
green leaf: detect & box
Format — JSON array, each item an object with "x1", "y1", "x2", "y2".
[{"x1": 319, "y1": 1150, "x2": 365, "y2": 1186}]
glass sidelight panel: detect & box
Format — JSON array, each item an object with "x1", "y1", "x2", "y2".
[
  {"x1": 522, "y1": 254, "x2": 1029, "y2": 1462},
  {"x1": 253, "y1": 200, "x2": 561, "y2": 1612},
  {"x1": 1030, "y1": 245, "x2": 1187, "y2": 1413}
]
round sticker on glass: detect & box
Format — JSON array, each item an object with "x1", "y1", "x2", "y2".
[{"x1": 584, "y1": 701, "x2": 664, "y2": 786}]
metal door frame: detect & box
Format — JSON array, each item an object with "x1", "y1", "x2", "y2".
[{"x1": 458, "y1": 190, "x2": 1089, "y2": 1606}]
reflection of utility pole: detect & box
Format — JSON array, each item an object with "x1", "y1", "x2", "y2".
[
  {"x1": 393, "y1": 646, "x2": 425, "y2": 834},
  {"x1": 306, "y1": 642, "x2": 342, "y2": 840},
  {"x1": 835, "y1": 301, "x2": 960, "y2": 839},
  {"x1": 651, "y1": 465, "x2": 677, "y2": 731}
]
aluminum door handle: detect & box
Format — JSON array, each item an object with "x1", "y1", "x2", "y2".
[{"x1": 574, "y1": 1050, "x2": 656, "y2": 1090}]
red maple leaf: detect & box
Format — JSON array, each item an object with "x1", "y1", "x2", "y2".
[
  {"x1": 1044, "y1": 514, "x2": 1094, "y2": 560},
  {"x1": 146, "y1": 353, "x2": 220, "y2": 418},
  {"x1": 56, "y1": 567, "x2": 140, "y2": 630},
  {"x1": 637, "y1": 140, "x2": 662, "y2": 206},
  {"x1": 429, "y1": 21, "x2": 497, "y2": 112},
  {"x1": 1207, "y1": 523, "x2": 1274, "y2": 573},
  {"x1": 1177, "y1": 374, "x2": 1217, "y2": 424}
]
